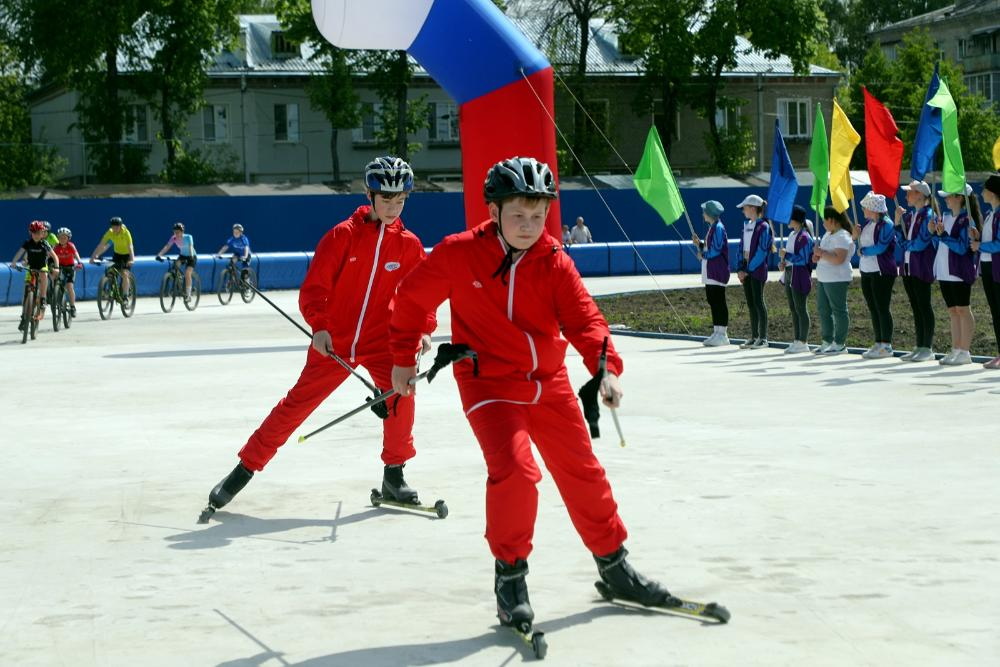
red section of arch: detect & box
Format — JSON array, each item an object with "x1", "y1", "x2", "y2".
[{"x1": 458, "y1": 67, "x2": 561, "y2": 237}]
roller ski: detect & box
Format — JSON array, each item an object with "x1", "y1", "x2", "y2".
[
  {"x1": 369, "y1": 464, "x2": 448, "y2": 518},
  {"x1": 593, "y1": 547, "x2": 730, "y2": 624},
  {"x1": 197, "y1": 462, "x2": 254, "y2": 523},
  {"x1": 495, "y1": 559, "x2": 547, "y2": 660}
]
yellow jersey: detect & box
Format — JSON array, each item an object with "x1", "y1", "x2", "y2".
[{"x1": 101, "y1": 225, "x2": 134, "y2": 255}]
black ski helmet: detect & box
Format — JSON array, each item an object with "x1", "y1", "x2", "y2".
[{"x1": 483, "y1": 157, "x2": 557, "y2": 203}]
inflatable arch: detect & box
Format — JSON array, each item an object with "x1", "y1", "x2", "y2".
[{"x1": 311, "y1": 0, "x2": 562, "y2": 235}]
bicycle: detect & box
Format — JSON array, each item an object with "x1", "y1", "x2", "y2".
[
  {"x1": 95, "y1": 259, "x2": 137, "y2": 320},
  {"x1": 13, "y1": 265, "x2": 45, "y2": 344},
  {"x1": 157, "y1": 255, "x2": 201, "y2": 312},
  {"x1": 215, "y1": 255, "x2": 257, "y2": 305},
  {"x1": 50, "y1": 265, "x2": 80, "y2": 331}
]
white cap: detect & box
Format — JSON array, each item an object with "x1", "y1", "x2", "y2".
[
  {"x1": 937, "y1": 183, "x2": 974, "y2": 197},
  {"x1": 737, "y1": 194, "x2": 764, "y2": 208},
  {"x1": 901, "y1": 180, "x2": 931, "y2": 196},
  {"x1": 860, "y1": 191, "x2": 888, "y2": 214}
]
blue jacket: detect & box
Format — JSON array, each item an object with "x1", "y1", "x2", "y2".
[
  {"x1": 933, "y1": 210, "x2": 977, "y2": 284},
  {"x1": 783, "y1": 229, "x2": 814, "y2": 294},
  {"x1": 738, "y1": 219, "x2": 772, "y2": 281},
  {"x1": 702, "y1": 220, "x2": 730, "y2": 284},
  {"x1": 858, "y1": 215, "x2": 897, "y2": 276},
  {"x1": 899, "y1": 206, "x2": 936, "y2": 282}
]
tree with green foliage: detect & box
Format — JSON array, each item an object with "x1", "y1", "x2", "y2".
[
  {"x1": 846, "y1": 28, "x2": 1000, "y2": 172},
  {"x1": 138, "y1": 0, "x2": 241, "y2": 176},
  {"x1": 273, "y1": 0, "x2": 360, "y2": 182},
  {"x1": 8, "y1": 0, "x2": 149, "y2": 183},
  {"x1": 354, "y1": 50, "x2": 429, "y2": 161},
  {"x1": 821, "y1": 0, "x2": 953, "y2": 69}
]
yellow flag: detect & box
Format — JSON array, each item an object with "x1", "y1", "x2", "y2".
[
  {"x1": 829, "y1": 100, "x2": 861, "y2": 213},
  {"x1": 993, "y1": 135, "x2": 1000, "y2": 170}
]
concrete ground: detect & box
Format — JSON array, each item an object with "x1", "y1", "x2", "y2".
[{"x1": 2, "y1": 275, "x2": 998, "y2": 666}]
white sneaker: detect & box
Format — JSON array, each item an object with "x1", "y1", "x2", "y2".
[
  {"x1": 899, "y1": 349, "x2": 917, "y2": 361},
  {"x1": 814, "y1": 341, "x2": 832, "y2": 354},
  {"x1": 871, "y1": 344, "x2": 894, "y2": 359},
  {"x1": 714, "y1": 334, "x2": 731, "y2": 347},
  {"x1": 939, "y1": 349, "x2": 958, "y2": 365},
  {"x1": 785, "y1": 341, "x2": 808, "y2": 354},
  {"x1": 946, "y1": 350, "x2": 972, "y2": 365},
  {"x1": 750, "y1": 338, "x2": 768, "y2": 349},
  {"x1": 702, "y1": 332, "x2": 719, "y2": 346},
  {"x1": 911, "y1": 347, "x2": 935, "y2": 362},
  {"x1": 861, "y1": 343, "x2": 882, "y2": 359},
  {"x1": 824, "y1": 343, "x2": 847, "y2": 355}
]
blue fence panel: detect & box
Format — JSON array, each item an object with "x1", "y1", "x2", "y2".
[
  {"x1": 679, "y1": 241, "x2": 702, "y2": 274},
  {"x1": 0, "y1": 264, "x2": 13, "y2": 306},
  {"x1": 633, "y1": 241, "x2": 680, "y2": 274},
  {"x1": 607, "y1": 243, "x2": 637, "y2": 275},
  {"x1": 257, "y1": 252, "x2": 311, "y2": 290},
  {"x1": 566, "y1": 244, "x2": 609, "y2": 276}
]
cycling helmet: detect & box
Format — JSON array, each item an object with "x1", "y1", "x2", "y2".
[
  {"x1": 232, "y1": 223, "x2": 244, "y2": 232},
  {"x1": 483, "y1": 157, "x2": 557, "y2": 203},
  {"x1": 56, "y1": 227, "x2": 72, "y2": 238},
  {"x1": 365, "y1": 156, "x2": 414, "y2": 194},
  {"x1": 173, "y1": 222, "x2": 185, "y2": 231},
  {"x1": 42, "y1": 220, "x2": 51, "y2": 230},
  {"x1": 29, "y1": 220, "x2": 46, "y2": 232},
  {"x1": 110, "y1": 216, "x2": 123, "y2": 226}
]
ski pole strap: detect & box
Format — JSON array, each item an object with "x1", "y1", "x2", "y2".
[
  {"x1": 298, "y1": 343, "x2": 477, "y2": 443},
  {"x1": 577, "y1": 337, "x2": 609, "y2": 438}
]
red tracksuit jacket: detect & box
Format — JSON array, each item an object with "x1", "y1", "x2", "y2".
[
  {"x1": 300, "y1": 205, "x2": 433, "y2": 362},
  {"x1": 390, "y1": 220, "x2": 622, "y2": 411}
]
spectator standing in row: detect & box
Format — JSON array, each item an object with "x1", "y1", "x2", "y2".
[
  {"x1": 972, "y1": 175, "x2": 1000, "y2": 369},
  {"x1": 569, "y1": 216, "x2": 592, "y2": 244}
]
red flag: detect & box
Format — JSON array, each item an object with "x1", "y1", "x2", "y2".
[{"x1": 863, "y1": 87, "x2": 904, "y2": 197}]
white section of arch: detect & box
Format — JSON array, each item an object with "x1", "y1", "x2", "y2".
[{"x1": 310, "y1": 0, "x2": 435, "y2": 50}]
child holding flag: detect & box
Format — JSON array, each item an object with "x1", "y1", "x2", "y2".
[
  {"x1": 692, "y1": 200, "x2": 730, "y2": 346},
  {"x1": 854, "y1": 192, "x2": 898, "y2": 359},
  {"x1": 736, "y1": 195, "x2": 772, "y2": 349},
  {"x1": 895, "y1": 180, "x2": 939, "y2": 362},
  {"x1": 933, "y1": 184, "x2": 982, "y2": 366},
  {"x1": 778, "y1": 205, "x2": 814, "y2": 354},
  {"x1": 813, "y1": 208, "x2": 854, "y2": 355},
  {"x1": 971, "y1": 175, "x2": 1000, "y2": 368}
]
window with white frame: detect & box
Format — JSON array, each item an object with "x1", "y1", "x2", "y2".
[
  {"x1": 714, "y1": 103, "x2": 743, "y2": 131},
  {"x1": 427, "y1": 102, "x2": 458, "y2": 142},
  {"x1": 777, "y1": 99, "x2": 810, "y2": 138},
  {"x1": 965, "y1": 72, "x2": 998, "y2": 102},
  {"x1": 274, "y1": 103, "x2": 299, "y2": 142},
  {"x1": 203, "y1": 104, "x2": 229, "y2": 142},
  {"x1": 353, "y1": 102, "x2": 383, "y2": 143},
  {"x1": 124, "y1": 104, "x2": 148, "y2": 143}
]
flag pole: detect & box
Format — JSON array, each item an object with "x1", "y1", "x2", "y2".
[{"x1": 682, "y1": 209, "x2": 696, "y2": 238}]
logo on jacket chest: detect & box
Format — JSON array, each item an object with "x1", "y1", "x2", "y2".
[{"x1": 384, "y1": 261, "x2": 400, "y2": 272}]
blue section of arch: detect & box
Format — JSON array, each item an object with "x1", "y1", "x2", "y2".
[{"x1": 408, "y1": 0, "x2": 549, "y2": 104}]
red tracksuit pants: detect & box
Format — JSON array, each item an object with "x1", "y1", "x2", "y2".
[
  {"x1": 462, "y1": 372, "x2": 628, "y2": 564},
  {"x1": 239, "y1": 346, "x2": 416, "y2": 471}
]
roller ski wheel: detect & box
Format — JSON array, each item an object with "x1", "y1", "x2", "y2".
[
  {"x1": 369, "y1": 489, "x2": 448, "y2": 518},
  {"x1": 506, "y1": 621, "x2": 547, "y2": 660},
  {"x1": 197, "y1": 506, "x2": 216, "y2": 524},
  {"x1": 594, "y1": 581, "x2": 730, "y2": 624}
]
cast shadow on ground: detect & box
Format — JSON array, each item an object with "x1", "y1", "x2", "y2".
[
  {"x1": 213, "y1": 603, "x2": 712, "y2": 667},
  {"x1": 105, "y1": 344, "x2": 306, "y2": 359}
]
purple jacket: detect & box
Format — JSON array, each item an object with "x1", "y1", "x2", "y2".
[
  {"x1": 934, "y1": 211, "x2": 978, "y2": 285},
  {"x1": 979, "y1": 209, "x2": 1000, "y2": 282},
  {"x1": 738, "y1": 219, "x2": 772, "y2": 282},
  {"x1": 783, "y1": 229, "x2": 814, "y2": 295},
  {"x1": 900, "y1": 206, "x2": 936, "y2": 283},
  {"x1": 858, "y1": 216, "x2": 897, "y2": 276},
  {"x1": 703, "y1": 220, "x2": 730, "y2": 284}
]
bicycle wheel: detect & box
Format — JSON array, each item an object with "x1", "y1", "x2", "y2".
[
  {"x1": 160, "y1": 272, "x2": 176, "y2": 313},
  {"x1": 21, "y1": 289, "x2": 33, "y2": 344},
  {"x1": 51, "y1": 284, "x2": 62, "y2": 332},
  {"x1": 217, "y1": 268, "x2": 234, "y2": 305},
  {"x1": 30, "y1": 294, "x2": 40, "y2": 340},
  {"x1": 240, "y1": 268, "x2": 257, "y2": 303},
  {"x1": 184, "y1": 273, "x2": 201, "y2": 311},
  {"x1": 97, "y1": 276, "x2": 115, "y2": 320},
  {"x1": 62, "y1": 287, "x2": 72, "y2": 330},
  {"x1": 121, "y1": 277, "x2": 136, "y2": 318}
]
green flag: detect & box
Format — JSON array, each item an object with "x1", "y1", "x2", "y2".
[
  {"x1": 634, "y1": 126, "x2": 685, "y2": 226},
  {"x1": 808, "y1": 102, "x2": 829, "y2": 216},
  {"x1": 926, "y1": 77, "x2": 966, "y2": 193}
]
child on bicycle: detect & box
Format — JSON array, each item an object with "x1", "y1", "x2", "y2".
[
  {"x1": 389, "y1": 156, "x2": 674, "y2": 631},
  {"x1": 201, "y1": 156, "x2": 436, "y2": 519},
  {"x1": 216, "y1": 223, "x2": 251, "y2": 280},
  {"x1": 156, "y1": 222, "x2": 197, "y2": 302},
  {"x1": 90, "y1": 216, "x2": 135, "y2": 296},
  {"x1": 52, "y1": 227, "x2": 84, "y2": 317},
  {"x1": 10, "y1": 220, "x2": 60, "y2": 324}
]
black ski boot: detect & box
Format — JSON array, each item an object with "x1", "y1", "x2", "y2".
[
  {"x1": 594, "y1": 546, "x2": 674, "y2": 606},
  {"x1": 381, "y1": 464, "x2": 419, "y2": 504},
  {"x1": 197, "y1": 463, "x2": 254, "y2": 523},
  {"x1": 495, "y1": 559, "x2": 534, "y2": 629}
]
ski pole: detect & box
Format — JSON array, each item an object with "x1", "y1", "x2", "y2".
[
  {"x1": 608, "y1": 405, "x2": 626, "y2": 448},
  {"x1": 297, "y1": 344, "x2": 477, "y2": 444},
  {"x1": 241, "y1": 280, "x2": 385, "y2": 397}
]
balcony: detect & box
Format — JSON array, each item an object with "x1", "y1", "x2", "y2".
[{"x1": 961, "y1": 52, "x2": 1000, "y2": 72}]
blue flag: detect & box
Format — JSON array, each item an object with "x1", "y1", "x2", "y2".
[
  {"x1": 767, "y1": 119, "x2": 798, "y2": 224},
  {"x1": 910, "y1": 62, "x2": 943, "y2": 181}
]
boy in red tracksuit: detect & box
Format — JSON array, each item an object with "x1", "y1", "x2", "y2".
[
  {"x1": 389, "y1": 157, "x2": 673, "y2": 631},
  {"x1": 201, "y1": 156, "x2": 434, "y2": 519}
]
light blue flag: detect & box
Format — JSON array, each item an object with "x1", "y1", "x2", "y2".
[{"x1": 767, "y1": 119, "x2": 798, "y2": 224}]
